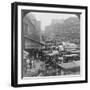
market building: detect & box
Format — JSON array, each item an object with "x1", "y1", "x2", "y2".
[{"x1": 23, "y1": 12, "x2": 45, "y2": 49}]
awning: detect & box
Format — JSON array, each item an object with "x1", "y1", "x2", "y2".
[
  {"x1": 46, "y1": 50, "x2": 59, "y2": 56},
  {"x1": 57, "y1": 61, "x2": 80, "y2": 70},
  {"x1": 63, "y1": 54, "x2": 78, "y2": 57}
]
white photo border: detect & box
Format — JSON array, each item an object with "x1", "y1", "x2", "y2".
[{"x1": 18, "y1": 5, "x2": 86, "y2": 84}]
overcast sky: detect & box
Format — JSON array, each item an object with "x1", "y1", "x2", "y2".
[{"x1": 30, "y1": 12, "x2": 77, "y2": 31}]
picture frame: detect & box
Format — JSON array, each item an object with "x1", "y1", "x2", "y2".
[{"x1": 11, "y1": 2, "x2": 88, "y2": 87}]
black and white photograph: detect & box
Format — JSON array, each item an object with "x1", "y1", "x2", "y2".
[
  {"x1": 22, "y1": 11, "x2": 80, "y2": 78},
  {"x1": 11, "y1": 2, "x2": 87, "y2": 87}
]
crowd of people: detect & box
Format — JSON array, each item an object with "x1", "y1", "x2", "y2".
[{"x1": 23, "y1": 41, "x2": 80, "y2": 77}]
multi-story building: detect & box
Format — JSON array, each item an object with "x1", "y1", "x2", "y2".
[{"x1": 23, "y1": 12, "x2": 45, "y2": 49}]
